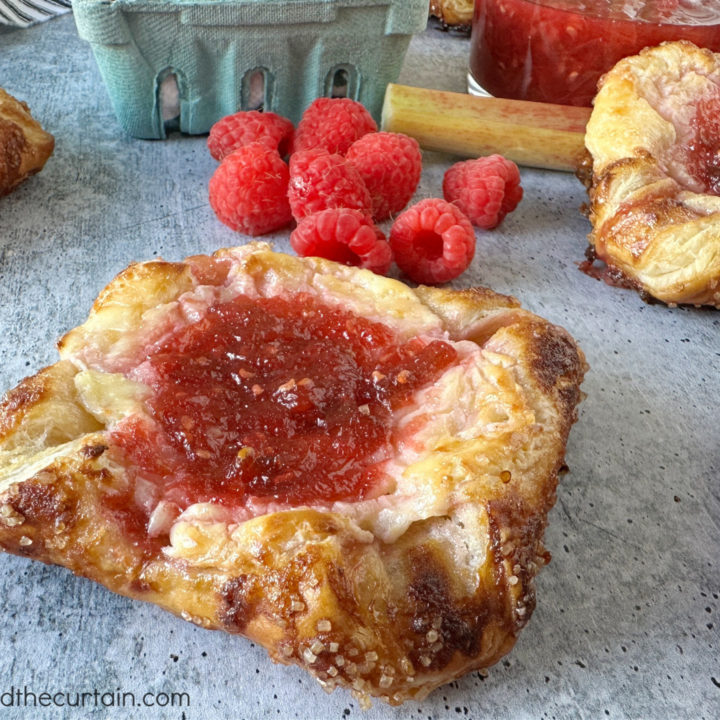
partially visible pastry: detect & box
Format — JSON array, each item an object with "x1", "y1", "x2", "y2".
[
  {"x1": 429, "y1": 0, "x2": 473, "y2": 29},
  {"x1": 0, "y1": 87, "x2": 54, "y2": 197},
  {"x1": 584, "y1": 41, "x2": 720, "y2": 307}
]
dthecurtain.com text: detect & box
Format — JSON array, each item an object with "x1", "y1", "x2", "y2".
[{"x1": 0, "y1": 686, "x2": 190, "y2": 709}]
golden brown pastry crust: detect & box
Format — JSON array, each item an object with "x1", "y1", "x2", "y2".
[
  {"x1": 429, "y1": 0, "x2": 473, "y2": 29},
  {"x1": 584, "y1": 41, "x2": 720, "y2": 307},
  {"x1": 0, "y1": 88, "x2": 54, "y2": 197},
  {"x1": 0, "y1": 244, "x2": 586, "y2": 705}
]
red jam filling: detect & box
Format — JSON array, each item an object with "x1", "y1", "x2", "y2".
[
  {"x1": 470, "y1": 0, "x2": 720, "y2": 106},
  {"x1": 687, "y1": 95, "x2": 720, "y2": 195},
  {"x1": 109, "y1": 293, "x2": 457, "y2": 529}
]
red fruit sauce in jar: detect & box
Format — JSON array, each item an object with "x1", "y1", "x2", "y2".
[
  {"x1": 468, "y1": 0, "x2": 720, "y2": 106},
  {"x1": 109, "y1": 292, "x2": 457, "y2": 539}
]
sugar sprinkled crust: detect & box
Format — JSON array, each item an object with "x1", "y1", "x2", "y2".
[
  {"x1": 584, "y1": 41, "x2": 720, "y2": 307},
  {"x1": 0, "y1": 243, "x2": 586, "y2": 705}
]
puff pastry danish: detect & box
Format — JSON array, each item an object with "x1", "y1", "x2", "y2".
[
  {"x1": 0, "y1": 244, "x2": 586, "y2": 705},
  {"x1": 0, "y1": 87, "x2": 54, "y2": 197},
  {"x1": 584, "y1": 41, "x2": 720, "y2": 307},
  {"x1": 429, "y1": 0, "x2": 473, "y2": 29}
]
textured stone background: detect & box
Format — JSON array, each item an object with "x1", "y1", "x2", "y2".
[{"x1": 0, "y1": 14, "x2": 718, "y2": 720}]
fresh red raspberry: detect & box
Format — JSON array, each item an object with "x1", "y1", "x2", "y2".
[
  {"x1": 345, "y1": 132, "x2": 422, "y2": 222},
  {"x1": 208, "y1": 143, "x2": 292, "y2": 236},
  {"x1": 389, "y1": 198, "x2": 475, "y2": 284},
  {"x1": 288, "y1": 149, "x2": 372, "y2": 220},
  {"x1": 442, "y1": 154, "x2": 523, "y2": 230},
  {"x1": 292, "y1": 98, "x2": 377, "y2": 155},
  {"x1": 207, "y1": 111, "x2": 294, "y2": 161},
  {"x1": 290, "y1": 208, "x2": 392, "y2": 275}
]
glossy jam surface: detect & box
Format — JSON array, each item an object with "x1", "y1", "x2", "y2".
[
  {"x1": 688, "y1": 95, "x2": 720, "y2": 194},
  {"x1": 111, "y1": 293, "x2": 457, "y2": 516},
  {"x1": 469, "y1": 0, "x2": 720, "y2": 106}
]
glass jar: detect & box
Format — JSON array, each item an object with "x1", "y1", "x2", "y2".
[{"x1": 468, "y1": 0, "x2": 720, "y2": 106}]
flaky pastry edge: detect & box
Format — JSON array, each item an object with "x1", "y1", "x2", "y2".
[{"x1": 0, "y1": 243, "x2": 587, "y2": 705}]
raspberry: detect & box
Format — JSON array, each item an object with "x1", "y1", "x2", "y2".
[
  {"x1": 208, "y1": 143, "x2": 292, "y2": 236},
  {"x1": 207, "y1": 111, "x2": 294, "y2": 161},
  {"x1": 389, "y1": 198, "x2": 475, "y2": 284},
  {"x1": 442, "y1": 154, "x2": 523, "y2": 230},
  {"x1": 288, "y1": 149, "x2": 372, "y2": 220},
  {"x1": 345, "y1": 132, "x2": 422, "y2": 222},
  {"x1": 292, "y1": 98, "x2": 377, "y2": 155},
  {"x1": 290, "y1": 208, "x2": 392, "y2": 275}
]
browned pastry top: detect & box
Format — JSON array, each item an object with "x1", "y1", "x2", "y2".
[
  {"x1": 429, "y1": 0, "x2": 473, "y2": 29},
  {"x1": 0, "y1": 87, "x2": 54, "y2": 197}
]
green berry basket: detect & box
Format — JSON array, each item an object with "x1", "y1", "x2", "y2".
[{"x1": 73, "y1": 0, "x2": 428, "y2": 139}]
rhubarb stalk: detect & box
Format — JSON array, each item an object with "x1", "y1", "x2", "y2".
[{"x1": 381, "y1": 84, "x2": 591, "y2": 172}]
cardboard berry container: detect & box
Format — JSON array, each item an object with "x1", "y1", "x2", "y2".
[{"x1": 73, "y1": 0, "x2": 428, "y2": 139}]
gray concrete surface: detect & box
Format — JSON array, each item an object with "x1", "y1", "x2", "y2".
[{"x1": 0, "y1": 14, "x2": 718, "y2": 720}]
